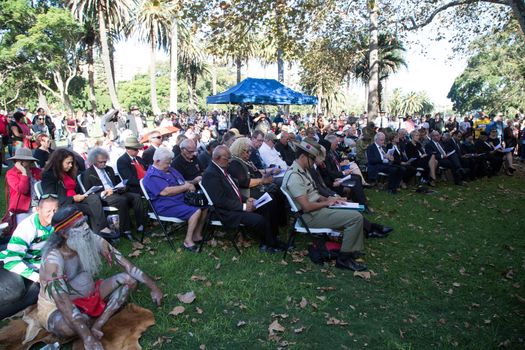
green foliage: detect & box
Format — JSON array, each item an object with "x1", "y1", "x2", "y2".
[
  {"x1": 115, "y1": 62, "x2": 235, "y2": 113},
  {"x1": 447, "y1": 21, "x2": 525, "y2": 114},
  {"x1": 389, "y1": 88, "x2": 434, "y2": 116}
]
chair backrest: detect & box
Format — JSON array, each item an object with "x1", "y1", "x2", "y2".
[
  {"x1": 34, "y1": 181, "x2": 43, "y2": 199},
  {"x1": 77, "y1": 173, "x2": 86, "y2": 193},
  {"x1": 139, "y1": 179, "x2": 151, "y2": 201},
  {"x1": 280, "y1": 187, "x2": 299, "y2": 213},
  {"x1": 198, "y1": 181, "x2": 214, "y2": 205}
]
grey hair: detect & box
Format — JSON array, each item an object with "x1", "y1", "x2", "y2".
[
  {"x1": 229, "y1": 137, "x2": 251, "y2": 157},
  {"x1": 212, "y1": 145, "x2": 229, "y2": 160},
  {"x1": 180, "y1": 139, "x2": 195, "y2": 150},
  {"x1": 374, "y1": 132, "x2": 385, "y2": 142},
  {"x1": 87, "y1": 147, "x2": 110, "y2": 165},
  {"x1": 153, "y1": 147, "x2": 174, "y2": 162},
  {"x1": 41, "y1": 216, "x2": 88, "y2": 260},
  {"x1": 325, "y1": 134, "x2": 338, "y2": 144}
]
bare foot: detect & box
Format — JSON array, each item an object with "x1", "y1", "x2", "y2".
[{"x1": 91, "y1": 327, "x2": 104, "y2": 340}]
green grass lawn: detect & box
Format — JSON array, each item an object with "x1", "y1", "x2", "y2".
[{"x1": 1, "y1": 167, "x2": 524, "y2": 349}]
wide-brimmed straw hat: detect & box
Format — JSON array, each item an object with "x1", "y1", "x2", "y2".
[{"x1": 8, "y1": 148, "x2": 37, "y2": 161}]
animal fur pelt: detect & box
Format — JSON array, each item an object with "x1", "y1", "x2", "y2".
[{"x1": 0, "y1": 303, "x2": 155, "y2": 350}]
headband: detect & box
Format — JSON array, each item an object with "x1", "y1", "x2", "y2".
[{"x1": 53, "y1": 211, "x2": 84, "y2": 233}]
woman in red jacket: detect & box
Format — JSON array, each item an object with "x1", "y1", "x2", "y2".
[{"x1": 5, "y1": 148, "x2": 42, "y2": 224}]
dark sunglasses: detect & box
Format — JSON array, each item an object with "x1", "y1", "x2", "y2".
[{"x1": 150, "y1": 136, "x2": 161, "y2": 139}]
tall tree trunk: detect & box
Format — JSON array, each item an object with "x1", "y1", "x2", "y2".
[
  {"x1": 235, "y1": 57, "x2": 242, "y2": 83},
  {"x1": 37, "y1": 86, "x2": 49, "y2": 112},
  {"x1": 169, "y1": 18, "x2": 178, "y2": 112},
  {"x1": 149, "y1": 29, "x2": 161, "y2": 115},
  {"x1": 277, "y1": 49, "x2": 284, "y2": 82},
  {"x1": 186, "y1": 72, "x2": 195, "y2": 111},
  {"x1": 367, "y1": 0, "x2": 379, "y2": 123},
  {"x1": 98, "y1": 6, "x2": 120, "y2": 110},
  {"x1": 364, "y1": 83, "x2": 369, "y2": 116},
  {"x1": 211, "y1": 56, "x2": 217, "y2": 95},
  {"x1": 87, "y1": 39, "x2": 97, "y2": 116},
  {"x1": 378, "y1": 79, "x2": 383, "y2": 113},
  {"x1": 510, "y1": 0, "x2": 525, "y2": 39}
]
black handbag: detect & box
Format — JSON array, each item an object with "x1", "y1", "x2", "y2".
[{"x1": 184, "y1": 191, "x2": 208, "y2": 207}]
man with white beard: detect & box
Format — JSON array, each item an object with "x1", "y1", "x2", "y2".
[{"x1": 34, "y1": 207, "x2": 163, "y2": 349}]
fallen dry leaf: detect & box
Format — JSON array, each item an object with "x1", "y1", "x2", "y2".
[
  {"x1": 177, "y1": 291, "x2": 196, "y2": 304},
  {"x1": 294, "y1": 326, "x2": 305, "y2": 334},
  {"x1": 237, "y1": 320, "x2": 246, "y2": 327},
  {"x1": 132, "y1": 242, "x2": 144, "y2": 250},
  {"x1": 326, "y1": 317, "x2": 348, "y2": 326},
  {"x1": 199, "y1": 345, "x2": 206, "y2": 350},
  {"x1": 268, "y1": 320, "x2": 285, "y2": 335},
  {"x1": 196, "y1": 307, "x2": 203, "y2": 314},
  {"x1": 190, "y1": 275, "x2": 207, "y2": 281},
  {"x1": 127, "y1": 250, "x2": 142, "y2": 258},
  {"x1": 316, "y1": 296, "x2": 326, "y2": 302},
  {"x1": 452, "y1": 282, "x2": 461, "y2": 287},
  {"x1": 299, "y1": 297, "x2": 308, "y2": 309},
  {"x1": 353, "y1": 271, "x2": 371, "y2": 280},
  {"x1": 169, "y1": 306, "x2": 185, "y2": 316},
  {"x1": 168, "y1": 327, "x2": 179, "y2": 332}
]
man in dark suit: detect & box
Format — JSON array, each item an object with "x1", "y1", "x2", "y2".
[
  {"x1": 117, "y1": 136, "x2": 147, "y2": 194},
  {"x1": 366, "y1": 132, "x2": 404, "y2": 194},
  {"x1": 171, "y1": 139, "x2": 202, "y2": 183},
  {"x1": 142, "y1": 131, "x2": 163, "y2": 168},
  {"x1": 84, "y1": 147, "x2": 145, "y2": 240},
  {"x1": 425, "y1": 130, "x2": 465, "y2": 185},
  {"x1": 201, "y1": 145, "x2": 282, "y2": 253},
  {"x1": 314, "y1": 135, "x2": 368, "y2": 208}
]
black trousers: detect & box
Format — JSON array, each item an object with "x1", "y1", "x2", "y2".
[
  {"x1": 239, "y1": 211, "x2": 277, "y2": 247},
  {"x1": 73, "y1": 194, "x2": 107, "y2": 232},
  {"x1": 0, "y1": 268, "x2": 40, "y2": 320},
  {"x1": 372, "y1": 164, "x2": 404, "y2": 191},
  {"x1": 103, "y1": 192, "x2": 145, "y2": 233}
]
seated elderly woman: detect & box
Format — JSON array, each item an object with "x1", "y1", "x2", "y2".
[
  {"x1": 41, "y1": 148, "x2": 117, "y2": 239},
  {"x1": 228, "y1": 137, "x2": 288, "y2": 235},
  {"x1": 142, "y1": 148, "x2": 208, "y2": 252}
]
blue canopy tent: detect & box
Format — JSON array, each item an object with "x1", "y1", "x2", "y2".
[{"x1": 206, "y1": 77, "x2": 318, "y2": 105}]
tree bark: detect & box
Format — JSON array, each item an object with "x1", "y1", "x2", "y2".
[
  {"x1": 87, "y1": 39, "x2": 97, "y2": 116},
  {"x1": 149, "y1": 28, "x2": 161, "y2": 116},
  {"x1": 98, "y1": 5, "x2": 120, "y2": 110},
  {"x1": 235, "y1": 57, "x2": 242, "y2": 84},
  {"x1": 277, "y1": 49, "x2": 284, "y2": 82},
  {"x1": 211, "y1": 56, "x2": 217, "y2": 95},
  {"x1": 37, "y1": 86, "x2": 49, "y2": 112},
  {"x1": 509, "y1": 0, "x2": 525, "y2": 38},
  {"x1": 367, "y1": 1, "x2": 379, "y2": 123},
  {"x1": 169, "y1": 18, "x2": 178, "y2": 112}
]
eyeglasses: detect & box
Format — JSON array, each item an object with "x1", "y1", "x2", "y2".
[
  {"x1": 40, "y1": 193, "x2": 58, "y2": 200},
  {"x1": 96, "y1": 160, "x2": 107, "y2": 164},
  {"x1": 150, "y1": 136, "x2": 161, "y2": 139},
  {"x1": 38, "y1": 118, "x2": 45, "y2": 120}
]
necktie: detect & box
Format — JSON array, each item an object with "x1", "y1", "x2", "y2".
[
  {"x1": 378, "y1": 145, "x2": 386, "y2": 160},
  {"x1": 224, "y1": 170, "x2": 242, "y2": 203},
  {"x1": 435, "y1": 141, "x2": 446, "y2": 157},
  {"x1": 100, "y1": 168, "x2": 113, "y2": 189},
  {"x1": 132, "y1": 158, "x2": 146, "y2": 180}
]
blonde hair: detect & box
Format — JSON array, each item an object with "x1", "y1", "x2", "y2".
[{"x1": 229, "y1": 137, "x2": 251, "y2": 157}]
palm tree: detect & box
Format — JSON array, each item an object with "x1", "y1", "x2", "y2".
[
  {"x1": 133, "y1": 0, "x2": 172, "y2": 115},
  {"x1": 354, "y1": 32, "x2": 407, "y2": 114},
  {"x1": 178, "y1": 24, "x2": 207, "y2": 110},
  {"x1": 66, "y1": 0, "x2": 137, "y2": 110}
]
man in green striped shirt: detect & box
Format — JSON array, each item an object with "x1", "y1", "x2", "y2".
[{"x1": 0, "y1": 196, "x2": 58, "y2": 319}]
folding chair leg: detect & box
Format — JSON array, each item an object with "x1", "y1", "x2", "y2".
[
  {"x1": 157, "y1": 219, "x2": 177, "y2": 252},
  {"x1": 283, "y1": 229, "x2": 296, "y2": 260},
  {"x1": 231, "y1": 231, "x2": 241, "y2": 255}
]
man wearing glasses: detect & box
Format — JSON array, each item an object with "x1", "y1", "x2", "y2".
[
  {"x1": 0, "y1": 195, "x2": 59, "y2": 319},
  {"x1": 171, "y1": 139, "x2": 202, "y2": 184},
  {"x1": 142, "y1": 131, "x2": 163, "y2": 168}
]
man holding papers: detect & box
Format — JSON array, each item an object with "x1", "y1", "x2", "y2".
[
  {"x1": 282, "y1": 141, "x2": 367, "y2": 272},
  {"x1": 425, "y1": 130, "x2": 466, "y2": 186},
  {"x1": 84, "y1": 148, "x2": 146, "y2": 240}
]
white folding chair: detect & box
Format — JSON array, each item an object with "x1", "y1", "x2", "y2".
[
  {"x1": 199, "y1": 181, "x2": 241, "y2": 255},
  {"x1": 280, "y1": 187, "x2": 341, "y2": 259},
  {"x1": 139, "y1": 179, "x2": 183, "y2": 251}
]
